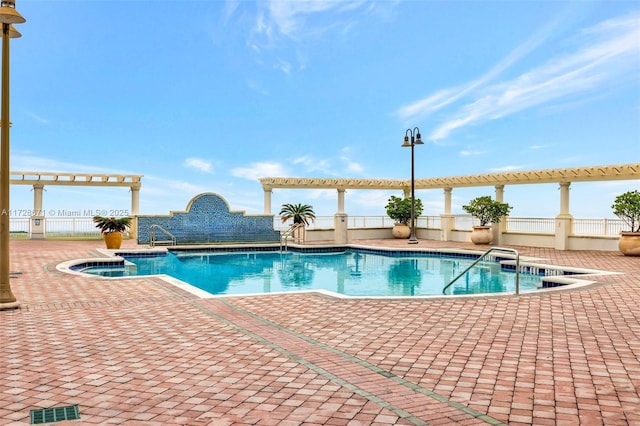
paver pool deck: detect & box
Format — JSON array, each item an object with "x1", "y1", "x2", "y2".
[{"x1": 1, "y1": 238, "x2": 639, "y2": 425}]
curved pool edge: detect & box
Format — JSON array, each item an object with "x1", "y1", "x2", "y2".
[{"x1": 55, "y1": 243, "x2": 622, "y2": 300}]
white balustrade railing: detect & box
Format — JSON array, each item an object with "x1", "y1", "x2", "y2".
[
  {"x1": 9, "y1": 215, "x2": 627, "y2": 239},
  {"x1": 45, "y1": 217, "x2": 101, "y2": 237},
  {"x1": 452, "y1": 215, "x2": 476, "y2": 231},
  {"x1": 8, "y1": 217, "x2": 29, "y2": 238},
  {"x1": 573, "y1": 218, "x2": 626, "y2": 237},
  {"x1": 506, "y1": 217, "x2": 555, "y2": 234}
]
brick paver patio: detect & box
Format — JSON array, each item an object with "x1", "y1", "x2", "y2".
[{"x1": 1, "y1": 239, "x2": 639, "y2": 425}]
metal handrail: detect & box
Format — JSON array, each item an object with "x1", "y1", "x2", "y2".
[
  {"x1": 442, "y1": 247, "x2": 520, "y2": 295},
  {"x1": 280, "y1": 223, "x2": 305, "y2": 252},
  {"x1": 150, "y1": 225, "x2": 176, "y2": 247}
]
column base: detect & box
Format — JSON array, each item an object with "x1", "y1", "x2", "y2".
[{"x1": 0, "y1": 300, "x2": 20, "y2": 310}]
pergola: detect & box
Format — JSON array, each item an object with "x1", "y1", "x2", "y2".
[
  {"x1": 10, "y1": 171, "x2": 143, "y2": 238},
  {"x1": 260, "y1": 163, "x2": 639, "y2": 212},
  {"x1": 259, "y1": 163, "x2": 640, "y2": 247}
]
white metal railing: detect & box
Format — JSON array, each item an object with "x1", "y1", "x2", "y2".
[
  {"x1": 8, "y1": 215, "x2": 628, "y2": 239},
  {"x1": 573, "y1": 218, "x2": 626, "y2": 236},
  {"x1": 45, "y1": 217, "x2": 101, "y2": 237},
  {"x1": 506, "y1": 217, "x2": 555, "y2": 234},
  {"x1": 275, "y1": 215, "x2": 442, "y2": 231},
  {"x1": 452, "y1": 214, "x2": 477, "y2": 231},
  {"x1": 8, "y1": 217, "x2": 29, "y2": 238}
]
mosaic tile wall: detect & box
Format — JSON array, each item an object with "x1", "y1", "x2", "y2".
[{"x1": 137, "y1": 193, "x2": 281, "y2": 244}]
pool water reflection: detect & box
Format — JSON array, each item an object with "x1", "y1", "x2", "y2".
[{"x1": 84, "y1": 250, "x2": 542, "y2": 297}]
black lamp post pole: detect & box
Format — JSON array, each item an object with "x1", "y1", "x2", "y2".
[{"x1": 402, "y1": 127, "x2": 423, "y2": 244}]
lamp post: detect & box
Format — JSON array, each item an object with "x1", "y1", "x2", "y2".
[
  {"x1": 402, "y1": 127, "x2": 423, "y2": 244},
  {"x1": 0, "y1": 0, "x2": 25, "y2": 311}
]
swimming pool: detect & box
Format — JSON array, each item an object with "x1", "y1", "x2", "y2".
[{"x1": 80, "y1": 249, "x2": 546, "y2": 297}]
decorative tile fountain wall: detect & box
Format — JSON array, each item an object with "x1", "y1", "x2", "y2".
[{"x1": 137, "y1": 193, "x2": 280, "y2": 244}]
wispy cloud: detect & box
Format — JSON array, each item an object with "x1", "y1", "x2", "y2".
[
  {"x1": 12, "y1": 153, "x2": 125, "y2": 174},
  {"x1": 489, "y1": 165, "x2": 527, "y2": 173},
  {"x1": 25, "y1": 112, "x2": 51, "y2": 125},
  {"x1": 263, "y1": 1, "x2": 370, "y2": 40},
  {"x1": 397, "y1": 11, "x2": 640, "y2": 142},
  {"x1": 344, "y1": 161, "x2": 363, "y2": 174},
  {"x1": 292, "y1": 150, "x2": 365, "y2": 176},
  {"x1": 227, "y1": 0, "x2": 382, "y2": 73},
  {"x1": 459, "y1": 150, "x2": 485, "y2": 157},
  {"x1": 184, "y1": 157, "x2": 213, "y2": 174},
  {"x1": 292, "y1": 155, "x2": 334, "y2": 175},
  {"x1": 246, "y1": 79, "x2": 269, "y2": 95},
  {"x1": 397, "y1": 10, "x2": 562, "y2": 122},
  {"x1": 231, "y1": 161, "x2": 288, "y2": 180}
]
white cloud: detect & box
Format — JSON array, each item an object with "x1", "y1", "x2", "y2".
[
  {"x1": 267, "y1": 1, "x2": 342, "y2": 38},
  {"x1": 231, "y1": 161, "x2": 287, "y2": 180},
  {"x1": 226, "y1": 0, "x2": 383, "y2": 74},
  {"x1": 183, "y1": 157, "x2": 213, "y2": 173},
  {"x1": 345, "y1": 161, "x2": 363, "y2": 174},
  {"x1": 292, "y1": 155, "x2": 334, "y2": 175},
  {"x1": 246, "y1": 79, "x2": 269, "y2": 95},
  {"x1": 397, "y1": 11, "x2": 640, "y2": 141},
  {"x1": 133, "y1": 175, "x2": 205, "y2": 192},
  {"x1": 12, "y1": 153, "x2": 127, "y2": 174},
  {"x1": 26, "y1": 111, "x2": 51, "y2": 125},
  {"x1": 306, "y1": 188, "x2": 338, "y2": 200},
  {"x1": 489, "y1": 165, "x2": 527, "y2": 173},
  {"x1": 397, "y1": 10, "x2": 562, "y2": 123},
  {"x1": 339, "y1": 147, "x2": 364, "y2": 174},
  {"x1": 459, "y1": 150, "x2": 485, "y2": 157},
  {"x1": 350, "y1": 190, "x2": 392, "y2": 209}
]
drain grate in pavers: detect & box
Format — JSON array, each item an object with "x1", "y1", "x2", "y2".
[{"x1": 30, "y1": 405, "x2": 80, "y2": 424}]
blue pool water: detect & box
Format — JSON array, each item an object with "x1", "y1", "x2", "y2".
[{"x1": 82, "y1": 250, "x2": 543, "y2": 297}]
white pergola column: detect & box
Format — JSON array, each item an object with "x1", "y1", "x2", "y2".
[
  {"x1": 493, "y1": 184, "x2": 506, "y2": 244},
  {"x1": 263, "y1": 188, "x2": 272, "y2": 214},
  {"x1": 334, "y1": 188, "x2": 348, "y2": 244},
  {"x1": 337, "y1": 188, "x2": 345, "y2": 213},
  {"x1": 440, "y1": 187, "x2": 453, "y2": 242},
  {"x1": 130, "y1": 183, "x2": 141, "y2": 240},
  {"x1": 30, "y1": 184, "x2": 45, "y2": 239},
  {"x1": 555, "y1": 182, "x2": 573, "y2": 250},
  {"x1": 131, "y1": 184, "x2": 140, "y2": 215}
]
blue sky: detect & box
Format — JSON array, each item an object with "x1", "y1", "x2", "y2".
[{"x1": 8, "y1": 0, "x2": 640, "y2": 220}]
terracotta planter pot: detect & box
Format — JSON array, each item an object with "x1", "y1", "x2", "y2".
[
  {"x1": 618, "y1": 232, "x2": 640, "y2": 256},
  {"x1": 104, "y1": 232, "x2": 123, "y2": 249},
  {"x1": 392, "y1": 224, "x2": 411, "y2": 239},
  {"x1": 470, "y1": 226, "x2": 492, "y2": 245}
]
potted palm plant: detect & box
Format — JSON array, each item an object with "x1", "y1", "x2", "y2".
[
  {"x1": 279, "y1": 203, "x2": 316, "y2": 243},
  {"x1": 611, "y1": 190, "x2": 640, "y2": 256},
  {"x1": 93, "y1": 216, "x2": 131, "y2": 249},
  {"x1": 385, "y1": 195, "x2": 423, "y2": 239},
  {"x1": 462, "y1": 196, "x2": 512, "y2": 244}
]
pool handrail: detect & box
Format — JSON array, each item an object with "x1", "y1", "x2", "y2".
[
  {"x1": 442, "y1": 247, "x2": 520, "y2": 295},
  {"x1": 150, "y1": 224, "x2": 176, "y2": 247},
  {"x1": 280, "y1": 223, "x2": 305, "y2": 252}
]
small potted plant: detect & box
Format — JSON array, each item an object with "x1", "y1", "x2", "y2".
[
  {"x1": 279, "y1": 203, "x2": 316, "y2": 243},
  {"x1": 611, "y1": 190, "x2": 640, "y2": 256},
  {"x1": 385, "y1": 195, "x2": 423, "y2": 239},
  {"x1": 93, "y1": 216, "x2": 131, "y2": 249},
  {"x1": 462, "y1": 196, "x2": 512, "y2": 244}
]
